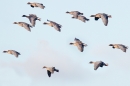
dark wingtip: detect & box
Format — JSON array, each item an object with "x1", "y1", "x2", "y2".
[
  {"x1": 86, "y1": 18, "x2": 89, "y2": 21},
  {"x1": 81, "y1": 13, "x2": 83, "y2": 15}
]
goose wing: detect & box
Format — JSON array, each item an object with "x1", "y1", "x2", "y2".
[
  {"x1": 118, "y1": 45, "x2": 127, "y2": 52},
  {"x1": 78, "y1": 16, "x2": 86, "y2": 22},
  {"x1": 53, "y1": 24, "x2": 61, "y2": 32},
  {"x1": 30, "y1": 17, "x2": 36, "y2": 27},
  {"x1": 11, "y1": 50, "x2": 19, "y2": 57},
  {"x1": 29, "y1": 14, "x2": 37, "y2": 27},
  {"x1": 22, "y1": 23, "x2": 31, "y2": 31},
  {"x1": 36, "y1": 3, "x2": 45, "y2": 9},
  {"x1": 74, "y1": 38, "x2": 82, "y2": 44},
  {"x1": 47, "y1": 70, "x2": 51, "y2": 77},
  {"x1": 100, "y1": 14, "x2": 108, "y2": 26},
  {"x1": 77, "y1": 43, "x2": 84, "y2": 52},
  {"x1": 74, "y1": 38, "x2": 81, "y2": 42},
  {"x1": 94, "y1": 61, "x2": 101, "y2": 70}
]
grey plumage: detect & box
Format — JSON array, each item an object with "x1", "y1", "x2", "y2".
[
  {"x1": 22, "y1": 14, "x2": 41, "y2": 27},
  {"x1": 43, "y1": 66, "x2": 59, "y2": 77},
  {"x1": 109, "y1": 44, "x2": 128, "y2": 52},
  {"x1": 70, "y1": 38, "x2": 87, "y2": 52},
  {"x1": 72, "y1": 15, "x2": 89, "y2": 23},
  {"x1": 66, "y1": 11, "x2": 83, "y2": 18},
  {"x1": 90, "y1": 13, "x2": 112, "y2": 26},
  {"x1": 13, "y1": 22, "x2": 32, "y2": 32},
  {"x1": 35, "y1": 3, "x2": 45, "y2": 9},
  {"x1": 43, "y1": 19, "x2": 62, "y2": 32},
  {"x1": 27, "y1": 2, "x2": 45, "y2": 9},
  {"x1": 3, "y1": 50, "x2": 21, "y2": 57},
  {"x1": 89, "y1": 61, "x2": 108, "y2": 70}
]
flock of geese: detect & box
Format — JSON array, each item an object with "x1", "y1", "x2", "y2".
[{"x1": 2, "y1": 2, "x2": 129, "y2": 77}]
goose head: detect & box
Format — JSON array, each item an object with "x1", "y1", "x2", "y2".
[
  {"x1": 43, "y1": 22, "x2": 48, "y2": 24},
  {"x1": 109, "y1": 44, "x2": 113, "y2": 46},
  {"x1": 70, "y1": 43, "x2": 74, "y2": 45},
  {"x1": 90, "y1": 15, "x2": 95, "y2": 17},
  {"x1": 27, "y1": 2, "x2": 31, "y2": 5},
  {"x1": 43, "y1": 66, "x2": 47, "y2": 68},
  {"x1": 89, "y1": 61, "x2": 94, "y2": 64},
  {"x1": 13, "y1": 22, "x2": 18, "y2": 24},
  {"x1": 66, "y1": 11, "x2": 69, "y2": 13},
  {"x1": 22, "y1": 15, "x2": 27, "y2": 17},
  {"x1": 3, "y1": 51, "x2": 7, "y2": 53}
]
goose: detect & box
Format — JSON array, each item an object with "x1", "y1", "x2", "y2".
[
  {"x1": 90, "y1": 13, "x2": 112, "y2": 26},
  {"x1": 22, "y1": 14, "x2": 41, "y2": 27},
  {"x1": 27, "y1": 2, "x2": 45, "y2": 9},
  {"x1": 72, "y1": 15, "x2": 89, "y2": 23},
  {"x1": 70, "y1": 38, "x2": 87, "y2": 52},
  {"x1": 43, "y1": 66, "x2": 59, "y2": 77},
  {"x1": 3, "y1": 50, "x2": 21, "y2": 58},
  {"x1": 43, "y1": 19, "x2": 62, "y2": 32},
  {"x1": 89, "y1": 61, "x2": 108, "y2": 70},
  {"x1": 13, "y1": 22, "x2": 32, "y2": 32},
  {"x1": 66, "y1": 11, "x2": 83, "y2": 18},
  {"x1": 109, "y1": 44, "x2": 128, "y2": 52}
]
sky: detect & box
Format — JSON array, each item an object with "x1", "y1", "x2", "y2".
[{"x1": 0, "y1": 0, "x2": 130, "y2": 86}]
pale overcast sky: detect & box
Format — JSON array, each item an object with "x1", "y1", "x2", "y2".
[{"x1": 0, "y1": 0, "x2": 130, "y2": 86}]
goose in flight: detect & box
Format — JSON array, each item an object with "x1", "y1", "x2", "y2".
[
  {"x1": 66, "y1": 11, "x2": 83, "y2": 18},
  {"x1": 72, "y1": 15, "x2": 89, "y2": 23},
  {"x1": 89, "y1": 61, "x2": 108, "y2": 70},
  {"x1": 70, "y1": 38, "x2": 87, "y2": 52},
  {"x1": 3, "y1": 50, "x2": 21, "y2": 58},
  {"x1": 109, "y1": 44, "x2": 128, "y2": 52},
  {"x1": 43, "y1": 19, "x2": 62, "y2": 32},
  {"x1": 27, "y1": 2, "x2": 45, "y2": 9},
  {"x1": 13, "y1": 22, "x2": 32, "y2": 32},
  {"x1": 43, "y1": 66, "x2": 59, "y2": 77},
  {"x1": 90, "y1": 13, "x2": 112, "y2": 26},
  {"x1": 22, "y1": 14, "x2": 41, "y2": 27}
]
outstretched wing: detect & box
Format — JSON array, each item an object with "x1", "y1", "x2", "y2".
[
  {"x1": 100, "y1": 14, "x2": 108, "y2": 26},
  {"x1": 118, "y1": 45, "x2": 127, "y2": 52},
  {"x1": 36, "y1": 3, "x2": 45, "y2": 9},
  {"x1": 11, "y1": 50, "x2": 19, "y2": 57},
  {"x1": 74, "y1": 38, "x2": 82, "y2": 44},
  {"x1": 94, "y1": 61, "x2": 101, "y2": 70},
  {"x1": 22, "y1": 23, "x2": 31, "y2": 32},
  {"x1": 78, "y1": 16, "x2": 86, "y2": 22},
  {"x1": 77, "y1": 44, "x2": 84, "y2": 52},
  {"x1": 74, "y1": 38, "x2": 81, "y2": 42},
  {"x1": 30, "y1": 17, "x2": 36, "y2": 27},
  {"x1": 53, "y1": 24, "x2": 61, "y2": 32},
  {"x1": 29, "y1": 14, "x2": 37, "y2": 27},
  {"x1": 47, "y1": 70, "x2": 51, "y2": 77}
]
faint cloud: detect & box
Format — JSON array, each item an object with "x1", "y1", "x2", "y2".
[{"x1": 0, "y1": 40, "x2": 91, "y2": 82}]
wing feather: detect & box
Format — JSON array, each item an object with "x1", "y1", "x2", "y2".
[
  {"x1": 36, "y1": 3, "x2": 45, "y2": 9},
  {"x1": 101, "y1": 14, "x2": 108, "y2": 26}
]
